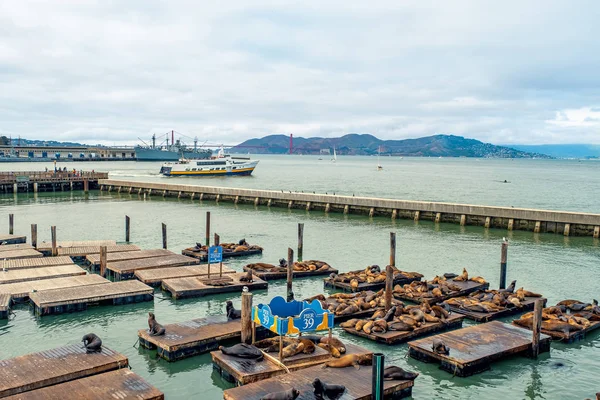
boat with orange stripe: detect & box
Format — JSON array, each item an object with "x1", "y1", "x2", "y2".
[{"x1": 159, "y1": 147, "x2": 259, "y2": 177}]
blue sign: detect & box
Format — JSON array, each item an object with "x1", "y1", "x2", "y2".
[{"x1": 208, "y1": 246, "x2": 223, "y2": 263}]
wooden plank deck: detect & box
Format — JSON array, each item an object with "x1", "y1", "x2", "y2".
[
  {"x1": 182, "y1": 248, "x2": 263, "y2": 262},
  {"x1": 408, "y1": 321, "x2": 551, "y2": 377},
  {"x1": 29, "y1": 280, "x2": 154, "y2": 316},
  {"x1": 0, "y1": 344, "x2": 129, "y2": 398},
  {"x1": 86, "y1": 249, "x2": 174, "y2": 267},
  {"x1": 162, "y1": 273, "x2": 268, "y2": 299},
  {"x1": 243, "y1": 264, "x2": 339, "y2": 281},
  {"x1": 0, "y1": 293, "x2": 10, "y2": 319},
  {"x1": 324, "y1": 274, "x2": 421, "y2": 293},
  {"x1": 449, "y1": 297, "x2": 547, "y2": 322},
  {"x1": 3, "y1": 369, "x2": 164, "y2": 400},
  {"x1": 36, "y1": 240, "x2": 117, "y2": 251},
  {"x1": 222, "y1": 363, "x2": 414, "y2": 399},
  {"x1": 135, "y1": 264, "x2": 236, "y2": 287},
  {"x1": 0, "y1": 234, "x2": 26, "y2": 245},
  {"x1": 0, "y1": 256, "x2": 74, "y2": 270},
  {"x1": 343, "y1": 314, "x2": 465, "y2": 344},
  {"x1": 394, "y1": 280, "x2": 489, "y2": 304},
  {"x1": 0, "y1": 243, "x2": 34, "y2": 252},
  {"x1": 106, "y1": 254, "x2": 200, "y2": 280},
  {"x1": 0, "y1": 248, "x2": 43, "y2": 260},
  {"x1": 0, "y1": 274, "x2": 109, "y2": 300},
  {"x1": 213, "y1": 342, "x2": 371, "y2": 386},
  {"x1": 0, "y1": 265, "x2": 86, "y2": 285},
  {"x1": 56, "y1": 244, "x2": 140, "y2": 257}
]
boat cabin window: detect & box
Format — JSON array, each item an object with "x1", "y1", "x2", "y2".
[{"x1": 192, "y1": 168, "x2": 197, "y2": 171}]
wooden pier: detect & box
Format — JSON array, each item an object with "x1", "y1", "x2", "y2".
[
  {"x1": 449, "y1": 297, "x2": 547, "y2": 322},
  {"x1": 54, "y1": 244, "x2": 140, "y2": 258},
  {"x1": 222, "y1": 363, "x2": 414, "y2": 399},
  {"x1": 29, "y1": 280, "x2": 153, "y2": 316},
  {"x1": 213, "y1": 342, "x2": 371, "y2": 386},
  {"x1": 135, "y1": 264, "x2": 235, "y2": 287},
  {"x1": 408, "y1": 321, "x2": 551, "y2": 376},
  {"x1": 0, "y1": 248, "x2": 43, "y2": 260},
  {"x1": 106, "y1": 254, "x2": 199, "y2": 280},
  {"x1": 0, "y1": 344, "x2": 128, "y2": 397},
  {"x1": 182, "y1": 248, "x2": 263, "y2": 262},
  {"x1": 0, "y1": 265, "x2": 86, "y2": 285},
  {"x1": 343, "y1": 314, "x2": 465, "y2": 345},
  {"x1": 0, "y1": 234, "x2": 26, "y2": 245},
  {"x1": 0, "y1": 171, "x2": 108, "y2": 193},
  {"x1": 0, "y1": 274, "x2": 109, "y2": 300},
  {"x1": 0, "y1": 243, "x2": 34, "y2": 252},
  {"x1": 243, "y1": 263, "x2": 338, "y2": 281},
  {"x1": 324, "y1": 272, "x2": 421, "y2": 293},
  {"x1": 394, "y1": 280, "x2": 489, "y2": 304},
  {"x1": 86, "y1": 249, "x2": 173, "y2": 267},
  {"x1": 0, "y1": 256, "x2": 75, "y2": 270},
  {"x1": 3, "y1": 369, "x2": 164, "y2": 400},
  {"x1": 0, "y1": 293, "x2": 10, "y2": 319},
  {"x1": 37, "y1": 240, "x2": 116, "y2": 252},
  {"x1": 162, "y1": 273, "x2": 268, "y2": 299}
]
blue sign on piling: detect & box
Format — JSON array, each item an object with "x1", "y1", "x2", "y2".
[{"x1": 208, "y1": 246, "x2": 223, "y2": 263}]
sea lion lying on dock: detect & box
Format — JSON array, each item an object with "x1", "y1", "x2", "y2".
[
  {"x1": 226, "y1": 301, "x2": 241, "y2": 319},
  {"x1": 313, "y1": 378, "x2": 346, "y2": 400},
  {"x1": 254, "y1": 337, "x2": 316, "y2": 357},
  {"x1": 148, "y1": 312, "x2": 166, "y2": 336},
  {"x1": 321, "y1": 353, "x2": 373, "y2": 369},
  {"x1": 82, "y1": 333, "x2": 102, "y2": 353},
  {"x1": 327, "y1": 266, "x2": 422, "y2": 287},
  {"x1": 219, "y1": 343, "x2": 264, "y2": 361},
  {"x1": 432, "y1": 339, "x2": 450, "y2": 355},
  {"x1": 260, "y1": 388, "x2": 300, "y2": 400},
  {"x1": 239, "y1": 270, "x2": 254, "y2": 283},
  {"x1": 384, "y1": 366, "x2": 419, "y2": 381}
]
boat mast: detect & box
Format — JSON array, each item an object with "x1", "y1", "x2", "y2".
[{"x1": 152, "y1": 134, "x2": 156, "y2": 149}]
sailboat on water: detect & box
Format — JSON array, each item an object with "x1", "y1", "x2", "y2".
[
  {"x1": 377, "y1": 146, "x2": 383, "y2": 170},
  {"x1": 331, "y1": 146, "x2": 337, "y2": 163}
]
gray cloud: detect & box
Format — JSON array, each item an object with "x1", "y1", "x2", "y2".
[{"x1": 0, "y1": 0, "x2": 599, "y2": 146}]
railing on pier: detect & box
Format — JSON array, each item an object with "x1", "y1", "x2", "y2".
[{"x1": 0, "y1": 171, "x2": 108, "y2": 184}]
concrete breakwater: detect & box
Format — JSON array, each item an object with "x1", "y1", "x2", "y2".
[{"x1": 99, "y1": 179, "x2": 600, "y2": 238}]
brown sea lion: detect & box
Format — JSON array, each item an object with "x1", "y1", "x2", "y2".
[
  {"x1": 82, "y1": 333, "x2": 102, "y2": 353},
  {"x1": 239, "y1": 270, "x2": 254, "y2": 282},
  {"x1": 557, "y1": 299, "x2": 583, "y2": 307},
  {"x1": 499, "y1": 280, "x2": 517, "y2": 293},
  {"x1": 254, "y1": 337, "x2": 281, "y2": 348},
  {"x1": 320, "y1": 337, "x2": 346, "y2": 354},
  {"x1": 422, "y1": 312, "x2": 440, "y2": 323},
  {"x1": 148, "y1": 312, "x2": 166, "y2": 336},
  {"x1": 321, "y1": 353, "x2": 372, "y2": 369},
  {"x1": 371, "y1": 310, "x2": 385, "y2": 320},
  {"x1": 282, "y1": 341, "x2": 304, "y2": 358},
  {"x1": 382, "y1": 306, "x2": 396, "y2": 321},
  {"x1": 304, "y1": 294, "x2": 327, "y2": 303},
  {"x1": 453, "y1": 268, "x2": 468, "y2": 282},
  {"x1": 432, "y1": 339, "x2": 450, "y2": 355},
  {"x1": 339, "y1": 318, "x2": 359, "y2": 328},
  {"x1": 338, "y1": 304, "x2": 359, "y2": 316},
  {"x1": 226, "y1": 301, "x2": 241, "y2": 320},
  {"x1": 409, "y1": 309, "x2": 425, "y2": 322},
  {"x1": 313, "y1": 378, "x2": 346, "y2": 400},
  {"x1": 388, "y1": 321, "x2": 413, "y2": 331},
  {"x1": 260, "y1": 388, "x2": 300, "y2": 400},
  {"x1": 299, "y1": 338, "x2": 316, "y2": 354},
  {"x1": 470, "y1": 276, "x2": 486, "y2": 284},
  {"x1": 372, "y1": 319, "x2": 388, "y2": 333},
  {"x1": 432, "y1": 287, "x2": 443, "y2": 298},
  {"x1": 399, "y1": 315, "x2": 419, "y2": 327},
  {"x1": 515, "y1": 288, "x2": 542, "y2": 298},
  {"x1": 318, "y1": 343, "x2": 341, "y2": 358},
  {"x1": 384, "y1": 366, "x2": 419, "y2": 381},
  {"x1": 362, "y1": 320, "x2": 374, "y2": 334}
]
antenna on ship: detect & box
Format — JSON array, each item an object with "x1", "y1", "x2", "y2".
[
  {"x1": 194, "y1": 137, "x2": 198, "y2": 152},
  {"x1": 152, "y1": 134, "x2": 156, "y2": 149}
]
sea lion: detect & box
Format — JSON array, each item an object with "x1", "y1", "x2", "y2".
[
  {"x1": 226, "y1": 301, "x2": 241, "y2": 320},
  {"x1": 282, "y1": 341, "x2": 304, "y2": 358},
  {"x1": 362, "y1": 320, "x2": 374, "y2": 334},
  {"x1": 443, "y1": 273, "x2": 458, "y2": 279},
  {"x1": 299, "y1": 338, "x2": 316, "y2": 354},
  {"x1": 147, "y1": 312, "x2": 166, "y2": 336},
  {"x1": 432, "y1": 339, "x2": 450, "y2": 355},
  {"x1": 453, "y1": 268, "x2": 468, "y2": 282},
  {"x1": 339, "y1": 318, "x2": 359, "y2": 328},
  {"x1": 219, "y1": 343, "x2": 264, "y2": 361},
  {"x1": 320, "y1": 337, "x2": 346, "y2": 354},
  {"x1": 304, "y1": 294, "x2": 327, "y2": 303},
  {"x1": 388, "y1": 321, "x2": 413, "y2": 331},
  {"x1": 260, "y1": 388, "x2": 300, "y2": 400},
  {"x1": 318, "y1": 343, "x2": 341, "y2": 358},
  {"x1": 355, "y1": 320, "x2": 368, "y2": 331},
  {"x1": 239, "y1": 270, "x2": 254, "y2": 282},
  {"x1": 384, "y1": 366, "x2": 419, "y2": 381},
  {"x1": 338, "y1": 304, "x2": 359, "y2": 316},
  {"x1": 301, "y1": 334, "x2": 324, "y2": 343},
  {"x1": 313, "y1": 378, "x2": 346, "y2": 400},
  {"x1": 383, "y1": 306, "x2": 396, "y2": 322},
  {"x1": 82, "y1": 333, "x2": 102, "y2": 353},
  {"x1": 470, "y1": 276, "x2": 486, "y2": 284},
  {"x1": 321, "y1": 353, "x2": 372, "y2": 369},
  {"x1": 499, "y1": 280, "x2": 517, "y2": 293}
]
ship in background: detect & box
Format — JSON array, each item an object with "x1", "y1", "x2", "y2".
[{"x1": 135, "y1": 130, "x2": 212, "y2": 161}]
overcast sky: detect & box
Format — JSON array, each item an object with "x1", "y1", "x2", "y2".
[{"x1": 1, "y1": 1, "x2": 599, "y2": 146}]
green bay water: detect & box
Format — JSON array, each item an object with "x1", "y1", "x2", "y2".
[{"x1": 0, "y1": 157, "x2": 599, "y2": 399}]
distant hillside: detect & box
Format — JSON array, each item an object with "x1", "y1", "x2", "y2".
[
  {"x1": 230, "y1": 134, "x2": 552, "y2": 158},
  {"x1": 0, "y1": 136, "x2": 87, "y2": 147},
  {"x1": 506, "y1": 144, "x2": 600, "y2": 159}
]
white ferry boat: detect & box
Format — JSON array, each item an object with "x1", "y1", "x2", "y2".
[{"x1": 159, "y1": 147, "x2": 259, "y2": 177}]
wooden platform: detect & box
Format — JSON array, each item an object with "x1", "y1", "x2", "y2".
[
  {"x1": 0, "y1": 243, "x2": 34, "y2": 252},
  {"x1": 36, "y1": 240, "x2": 117, "y2": 251},
  {"x1": 324, "y1": 275, "x2": 421, "y2": 293},
  {"x1": 182, "y1": 248, "x2": 263, "y2": 262},
  {"x1": 0, "y1": 248, "x2": 43, "y2": 260},
  {"x1": 56, "y1": 244, "x2": 140, "y2": 258},
  {"x1": 106, "y1": 254, "x2": 200, "y2": 280},
  {"x1": 243, "y1": 265, "x2": 339, "y2": 281},
  {"x1": 86, "y1": 249, "x2": 174, "y2": 267},
  {"x1": 0, "y1": 344, "x2": 129, "y2": 397},
  {"x1": 222, "y1": 363, "x2": 414, "y2": 399},
  {"x1": 0, "y1": 293, "x2": 10, "y2": 319},
  {"x1": 408, "y1": 321, "x2": 551, "y2": 377},
  {"x1": 135, "y1": 264, "x2": 235, "y2": 287},
  {"x1": 343, "y1": 314, "x2": 465, "y2": 344},
  {"x1": 0, "y1": 234, "x2": 26, "y2": 245},
  {"x1": 0, "y1": 256, "x2": 74, "y2": 270},
  {"x1": 213, "y1": 342, "x2": 371, "y2": 386},
  {"x1": 0, "y1": 265, "x2": 86, "y2": 285},
  {"x1": 0, "y1": 274, "x2": 109, "y2": 300},
  {"x1": 512, "y1": 312, "x2": 600, "y2": 343},
  {"x1": 162, "y1": 272, "x2": 268, "y2": 299},
  {"x1": 3, "y1": 369, "x2": 164, "y2": 400},
  {"x1": 449, "y1": 297, "x2": 547, "y2": 322},
  {"x1": 394, "y1": 280, "x2": 489, "y2": 304},
  {"x1": 29, "y1": 280, "x2": 154, "y2": 316}
]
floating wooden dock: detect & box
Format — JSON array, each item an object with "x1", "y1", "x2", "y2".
[
  {"x1": 106, "y1": 254, "x2": 200, "y2": 280},
  {"x1": 512, "y1": 311, "x2": 600, "y2": 343},
  {"x1": 394, "y1": 280, "x2": 489, "y2": 304},
  {"x1": 0, "y1": 248, "x2": 43, "y2": 260},
  {"x1": 213, "y1": 342, "x2": 371, "y2": 386},
  {"x1": 138, "y1": 315, "x2": 269, "y2": 361},
  {"x1": 135, "y1": 264, "x2": 235, "y2": 287},
  {"x1": 0, "y1": 265, "x2": 86, "y2": 285},
  {"x1": 449, "y1": 297, "x2": 547, "y2": 322},
  {"x1": 0, "y1": 256, "x2": 75, "y2": 270},
  {"x1": 324, "y1": 273, "x2": 421, "y2": 293},
  {"x1": 408, "y1": 321, "x2": 551, "y2": 376},
  {"x1": 56, "y1": 244, "x2": 140, "y2": 258},
  {"x1": 343, "y1": 314, "x2": 465, "y2": 344},
  {"x1": 182, "y1": 248, "x2": 263, "y2": 262},
  {"x1": 222, "y1": 363, "x2": 414, "y2": 399},
  {"x1": 36, "y1": 240, "x2": 117, "y2": 252},
  {"x1": 0, "y1": 234, "x2": 26, "y2": 245},
  {"x1": 86, "y1": 249, "x2": 174, "y2": 267},
  {"x1": 0, "y1": 274, "x2": 109, "y2": 300},
  {"x1": 243, "y1": 264, "x2": 339, "y2": 281},
  {"x1": 0, "y1": 293, "x2": 10, "y2": 319},
  {"x1": 162, "y1": 273, "x2": 268, "y2": 299},
  {"x1": 29, "y1": 280, "x2": 153, "y2": 316},
  {"x1": 0, "y1": 243, "x2": 34, "y2": 252},
  {"x1": 3, "y1": 369, "x2": 164, "y2": 400},
  {"x1": 0, "y1": 344, "x2": 128, "y2": 397}
]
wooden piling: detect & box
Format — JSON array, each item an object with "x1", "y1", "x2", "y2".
[
  {"x1": 287, "y1": 248, "x2": 294, "y2": 302},
  {"x1": 125, "y1": 215, "x2": 131, "y2": 243},
  {"x1": 9, "y1": 214, "x2": 14, "y2": 235},
  {"x1": 385, "y1": 265, "x2": 393, "y2": 312},
  {"x1": 595, "y1": 226, "x2": 600, "y2": 239},
  {"x1": 99, "y1": 245, "x2": 107, "y2": 277},
  {"x1": 389, "y1": 232, "x2": 396, "y2": 267},
  {"x1": 215, "y1": 233, "x2": 222, "y2": 277},
  {"x1": 563, "y1": 223, "x2": 570, "y2": 237},
  {"x1": 205, "y1": 211, "x2": 211, "y2": 247},
  {"x1": 241, "y1": 291, "x2": 253, "y2": 344},
  {"x1": 51, "y1": 226, "x2": 57, "y2": 256},
  {"x1": 325, "y1": 203, "x2": 330, "y2": 213},
  {"x1": 460, "y1": 214, "x2": 466, "y2": 226},
  {"x1": 254, "y1": 197, "x2": 259, "y2": 206},
  {"x1": 392, "y1": 209, "x2": 397, "y2": 220},
  {"x1": 31, "y1": 224, "x2": 37, "y2": 249},
  {"x1": 508, "y1": 218, "x2": 514, "y2": 230},
  {"x1": 369, "y1": 208, "x2": 375, "y2": 217},
  {"x1": 288, "y1": 200, "x2": 293, "y2": 209},
  {"x1": 435, "y1": 212, "x2": 441, "y2": 223},
  {"x1": 500, "y1": 240, "x2": 508, "y2": 290},
  {"x1": 343, "y1": 205, "x2": 349, "y2": 214},
  {"x1": 297, "y1": 223, "x2": 304, "y2": 262},
  {"x1": 531, "y1": 298, "x2": 543, "y2": 358},
  {"x1": 414, "y1": 211, "x2": 420, "y2": 221},
  {"x1": 306, "y1": 201, "x2": 311, "y2": 211},
  {"x1": 162, "y1": 223, "x2": 167, "y2": 249},
  {"x1": 534, "y1": 221, "x2": 541, "y2": 233}
]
